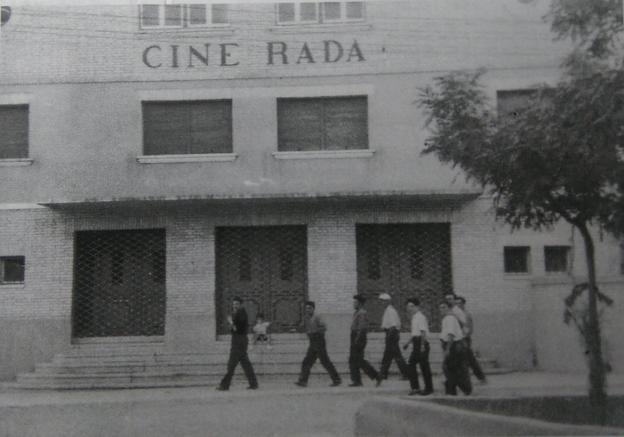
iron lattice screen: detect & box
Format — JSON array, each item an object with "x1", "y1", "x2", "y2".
[
  {"x1": 356, "y1": 223, "x2": 453, "y2": 332},
  {"x1": 215, "y1": 226, "x2": 308, "y2": 335},
  {"x1": 72, "y1": 229, "x2": 166, "y2": 338}
]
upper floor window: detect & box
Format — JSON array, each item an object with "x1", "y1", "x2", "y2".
[
  {"x1": 496, "y1": 89, "x2": 536, "y2": 119},
  {"x1": 544, "y1": 245, "x2": 570, "y2": 274},
  {"x1": 139, "y1": 3, "x2": 228, "y2": 29},
  {"x1": 503, "y1": 246, "x2": 530, "y2": 274},
  {"x1": 0, "y1": 256, "x2": 25, "y2": 284},
  {"x1": 277, "y1": 96, "x2": 368, "y2": 151},
  {"x1": 0, "y1": 105, "x2": 28, "y2": 159},
  {"x1": 142, "y1": 100, "x2": 232, "y2": 155},
  {"x1": 276, "y1": 2, "x2": 365, "y2": 25}
]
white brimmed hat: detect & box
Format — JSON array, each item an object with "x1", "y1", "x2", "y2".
[{"x1": 378, "y1": 293, "x2": 391, "y2": 301}]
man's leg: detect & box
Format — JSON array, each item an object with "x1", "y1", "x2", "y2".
[
  {"x1": 389, "y1": 331, "x2": 409, "y2": 378},
  {"x1": 298, "y1": 344, "x2": 318, "y2": 385},
  {"x1": 465, "y1": 337, "x2": 486, "y2": 381},
  {"x1": 349, "y1": 341, "x2": 362, "y2": 385},
  {"x1": 219, "y1": 349, "x2": 239, "y2": 390},
  {"x1": 358, "y1": 340, "x2": 379, "y2": 381},
  {"x1": 239, "y1": 351, "x2": 258, "y2": 388},
  {"x1": 318, "y1": 345, "x2": 341, "y2": 383},
  {"x1": 407, "y1": 342, "x2": 421, "y2": 391},
  {"x1": 419, "y1": 341, "x2": 434, "y2": 393},
  {"x1": 378, "y1": 332, "x2": 393, "y2": 379}
]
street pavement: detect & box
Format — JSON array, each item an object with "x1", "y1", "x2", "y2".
[{"x1": 0, "y1": 372, "x2": 622, "y2": 437}]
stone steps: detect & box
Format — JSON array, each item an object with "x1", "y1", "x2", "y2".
[{"x1": 16, "y1": 339, "x2": 506, "y2": 389}]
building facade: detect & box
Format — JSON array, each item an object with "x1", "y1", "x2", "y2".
[{"x1": 0, "y1": 0, "x2": 622, "y2": 381}]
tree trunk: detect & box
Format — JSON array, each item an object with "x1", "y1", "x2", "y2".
[{"x1": 577, "y1": 223, "x2": 607, "y2": 423}]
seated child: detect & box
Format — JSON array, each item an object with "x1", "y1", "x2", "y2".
[{"x1": 252, "y1": 313, "x2": 271, "y2": 346}]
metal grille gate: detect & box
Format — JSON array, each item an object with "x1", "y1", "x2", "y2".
[
  {"x1": 356, "y1": 223, "x2": 453, "y2": 332},
  {"x1": 72, "y1": 229, "x2": 166, "y2": 338},
  {"x1": 215, "y1": 226, "x2": 307, "y2": 335}
]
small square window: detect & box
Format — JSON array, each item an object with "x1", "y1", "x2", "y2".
[
  {"x1": 140, "y1": 4, "x2": 160, "y2": 27},
  {"x1": 503, "y1": 246, "x2": 530, "y2": 274},
  {"x1": 1, "y1": 256, "x2": 25, "y2": 284},
  {"x1": 346, "y1": 1, "x2": 364, "y2": 19},
  {"x1": 322, "y1": 2, "x2": 341, "y2": 20},
  {"x1": 189, "y1": 4, "x2": 207, "y2": 25},
  {"x1": 211, "y1": 4, "x2": 228, "y2": 24},
  {"x1": 544, "y1": 246, "x2": 570, "y2": 273},
  {"x1": 300, "y1": 2, "x2": 318, "y2": 21},
  {"x1": 164, "y1": 4, "x2": 182, "y2": 26},
  {"x1": 278, "y1": 3, "x2": 295, "y2": 22}
]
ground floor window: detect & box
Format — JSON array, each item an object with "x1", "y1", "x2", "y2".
[
  {"x1": 215, "y1": 225, "x2": 307, "y2": 335},
  {"x1": 72, "y1": 229, "x2": 166, "y2": 338},
  {"x1": 356, "y1": 223, "x2": 453, "y2": 332}
]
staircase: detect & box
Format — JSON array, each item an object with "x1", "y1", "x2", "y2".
[{"x1": 15, "y1": 336, "x2": 507, "y2": 389}]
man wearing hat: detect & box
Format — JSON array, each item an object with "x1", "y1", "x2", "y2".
[
  {"x1": 376, "y1": 293, "x2": 409, "y2": 386},
  {"x1": 349, "y1": 294, "x2": 380, "y2": 387}
]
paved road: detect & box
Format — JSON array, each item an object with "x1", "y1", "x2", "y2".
[
  {"x1": 1, "y1": 372, "x2": 623, "y2": 437},
  {"x1": 0, "y1": 378, "x2": 408, "y2": 437}
]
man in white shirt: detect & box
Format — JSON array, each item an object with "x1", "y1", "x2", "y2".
[
  {"x1": 440, "y1": 301, "x2": 472, "y2": 396},
  {"x1": 403, "y1": 297, "x2": 433, "y2": 396},
  {"x1": 445, "y1": 292, "x2": 467, "y2": 328},
  {"x1": 376, "y1": 293, "x2": 409, "y2": 386}
]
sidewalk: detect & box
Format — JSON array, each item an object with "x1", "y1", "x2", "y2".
[{"x1": 0, "y1": 371, "x2": 622, "y2": 408}]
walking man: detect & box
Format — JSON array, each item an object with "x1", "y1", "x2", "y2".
[
  {"x1": 349, "y1": 294, "x2": 380, "y2": 387},
  {"x1": 403, "y1": 297, "x2": 433, "y2": 396},
  {"x1": 295, "y1": 301, "x2": 342, "y2": 387},
  {"x1": 440, "y1": 301, "x2": 472, "y2": 395},
  {"x1": 377, "y1": 293, "x2": 409, "y2": 386},
  {"x1": 455, "y1": 295, "x2": 486, "y2": 383},
  {"x1": 217, "y1": 297, "x2": 259, "y2": 391}
]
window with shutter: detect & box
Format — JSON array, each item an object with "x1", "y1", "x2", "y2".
[
  {"x1": 142, "y1": 100, "x2": 232, "y2": 155},
  {"x1": 0, "y1": 105, "x2": 29, "y2": 159},
  {"x1": 277, "y1": 96, "x2": 368, "y2": 151}
]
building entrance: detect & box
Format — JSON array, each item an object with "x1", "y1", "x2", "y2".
[
  {"x1": 356, "y1": 223, "x2": 453, "y2": 332},
  {"x1": 215, "y1": 226, "x2": 307, "y2": 335},
  {"x1": 72, "y1": 229, "x2": 166, "y2": 338}
]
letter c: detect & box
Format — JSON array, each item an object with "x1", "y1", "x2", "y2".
[{"x1": 143, "y1": 45, "x2": 162, "y2": 68}]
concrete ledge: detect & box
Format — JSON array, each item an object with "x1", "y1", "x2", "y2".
[{"x1": 354, "y1": 397, "x2": 624, "y2": 436}]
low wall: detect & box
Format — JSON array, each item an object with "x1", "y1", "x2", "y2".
[
  {"x1": 355, "y1": 398, "x2": 624, "y2": 436},
  {"x1": 532, "y1": 278, "x2": 624, "y2": 373}
]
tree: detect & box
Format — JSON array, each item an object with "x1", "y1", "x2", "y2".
[{"x1": 418, "y1": 0, "x2": 624, "y2": 422}]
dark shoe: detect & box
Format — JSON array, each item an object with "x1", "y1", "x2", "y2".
[
  {"x1": 375, "y1": 376, "x2": 383, "y2": 387},
  {"x1": 294, "y1": 381, "x2": 307, "y2": 388},
  {"x1": 247, "y1": 385, "x2": 258, "y2": 390},
  {"x1": 330, "y1": 380, "x2": 342, "y2": 387},
  {"x1": 408, "y1": 389, "x2": 421, "y2": 396},
  {"x1": 216, "y1": 386, "x2": 228, "y2": 391},
  {"x1": 419, "y1": 390, "x2": 433, "y2": 396},
  {"x1": 348, "y1": 382, "x2": 363, "y2": 387}
]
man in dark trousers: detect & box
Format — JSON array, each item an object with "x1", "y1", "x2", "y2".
[
  {"x1": 455, "y1": 295, "x2": 487, "y2": 383},
  {"x1": 440, "y1": 301, "x2": 472, "y2": 395},
  {"x1": 217, "y1": 297, "x2": 259, "y2": 391},
  {"x1": 403, "y1": 297, "x2": 434, "y2": 396},
  {"x1": 376, "y1": 293, "x2": 409, "y2": 386},
  {"x1": 349, "y1": 294, "x2": 380, "y2": 387},
  {"x1": 295, "y1": 301, "x2": 342, "y2": 387}
]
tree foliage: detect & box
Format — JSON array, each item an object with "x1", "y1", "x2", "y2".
[{"x1": 420, "y1": 66, "x2": 624, "y2": 236}]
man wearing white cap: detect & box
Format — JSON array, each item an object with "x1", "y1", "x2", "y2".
[{"x1": 376, "y1": 293, "x2": 409, "y2": 386}]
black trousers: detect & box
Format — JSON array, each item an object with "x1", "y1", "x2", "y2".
[
  {"x1": 442, "y1": 340, "x2": 472, "y2": 395},
  {"x1": 219, "y1": 335, "x2": 258, "y2": 389},
  {"x1": 407, "y1": 337, "x2": 433, "y2": 392},
  {"x1": 379, "y1": 328, "x2": 409, "y2": 379},
  {"x1": 298, "y1": 333, "x2": 341, "y2": 383},
  {"x1": 465, "y1": 336, "x2": 486, "y2": 381},
  {"x1": 349, "y1": 332, "x2": 379, "y2": 384}
]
